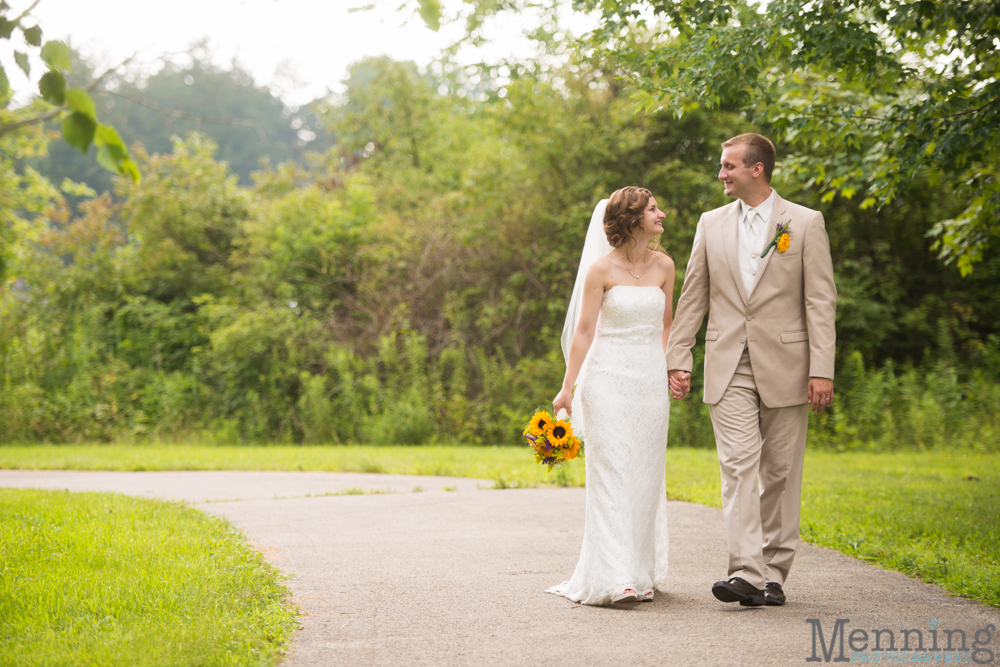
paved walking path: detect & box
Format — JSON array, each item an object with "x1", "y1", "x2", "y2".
[{"x1": 3, "y1": 470, "x2": 998, "y2": 666}]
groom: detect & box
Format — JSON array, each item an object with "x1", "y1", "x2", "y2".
[{"x1": 666, "y1": 133, "x2": 837, "y2": 607}]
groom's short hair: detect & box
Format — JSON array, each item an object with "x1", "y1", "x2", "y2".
[{"x1": 722, "y1": 133, "x2": 775, "y2": 182}]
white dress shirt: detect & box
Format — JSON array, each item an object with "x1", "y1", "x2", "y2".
[{"x1": 737, "y1": 189, "x2": 775, "y2": 297}]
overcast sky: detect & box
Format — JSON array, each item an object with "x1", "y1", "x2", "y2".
[{"x1": 4, "y1": 0, "x2": 593, "y2": 107}]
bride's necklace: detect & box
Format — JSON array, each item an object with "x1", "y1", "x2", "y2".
[{"x1": 620, "y1": 248, "x2": 648, "y2": 280}]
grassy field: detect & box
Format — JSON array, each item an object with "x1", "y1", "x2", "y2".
[
  {"x1": 0, "y1": 488, "x2": 298, "y2": 667},
  {"x1": 798, "y1": 451, "x2": 999, "y2": 608},
  {"x1": 1, "y1": 444, "x2": 997, "y2": 610}
]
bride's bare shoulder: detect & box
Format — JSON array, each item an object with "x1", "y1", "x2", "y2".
[
  {"x1": 583, "y1": 253, "x2": 616, "y2": 286},
  {"x1": 651, "y1": 251, "x2": 675, "y2": 271},
  {"x1": 587, "y1": 252, "x2": 615, "y2": 272}
]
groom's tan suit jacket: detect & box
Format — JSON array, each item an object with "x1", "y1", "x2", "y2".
[{"x1": 666, "y1": 192, "x2": 837, "y2": 405}]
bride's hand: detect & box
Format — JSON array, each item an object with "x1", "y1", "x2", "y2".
[{"x1": 552, "y1": 387, "x2": 573, "y2": 417}]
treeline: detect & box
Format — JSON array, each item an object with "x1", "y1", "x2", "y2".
[
  {"x1": 2, "y1": 55, "x2": 999, "y2": 450},
  {"x1": 36, "y1": 46, "x2": 329, "y2": 199}
]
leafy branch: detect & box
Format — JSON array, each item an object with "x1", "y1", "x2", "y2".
[
  {"x1": 580, "y1": 0, "x2": 1000, "y2": 275},
  {"x1": 0, "y1": 51, "x2": 136, "y2": 138},
  {"x1": 0, "y1": 1, "x2": 139, "y2": 181}
]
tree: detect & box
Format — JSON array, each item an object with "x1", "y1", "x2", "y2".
[
  {"x1": 92, "y1": 55, "x2": 328, "y2": 184},
  {"x1": 574, "y1": 0, "x2": 998, "y2": 275},
  {"x1": 323, "y1": 57, "x2": 443, "y2": 170},
  {"x1": 29, "y1": 47, "x2": 330, "y2": 197},
  {"x1": 0, "y1": 0, "x2": 138, "y2": 181},
  {"x1": 403, "y1": 0, "x2": 998, "y2": 275}
]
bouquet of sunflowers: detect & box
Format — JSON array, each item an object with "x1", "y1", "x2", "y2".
[{"x1": 523, "y1": 410, "x2": 583, "y2": 471}]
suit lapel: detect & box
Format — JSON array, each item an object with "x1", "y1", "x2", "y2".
[
  {"x1": 750, "y1": 193, "x2": 786, "y2": 294},
  {"x1": 722, "y1": 201, "x2": 749, "y2": 306}
]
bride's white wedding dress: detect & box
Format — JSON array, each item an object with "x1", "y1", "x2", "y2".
[{"x1": 548, "y1": 285, "x2": 670, "y2": 606}]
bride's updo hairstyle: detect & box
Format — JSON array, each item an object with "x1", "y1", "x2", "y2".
[{"x1": 604, "y1": 186, "x2": 656, "y2": 249}]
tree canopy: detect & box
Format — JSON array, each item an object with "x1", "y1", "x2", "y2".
[
  {"x1": 36, "y1": 48, "x2": 329, "y2": 193},
  {"x1": 582, "y1": 0, "x2": 999, "y2": 275},
  {"x1": 406, "y1": 0, "x2": 999, "y2": 275}
]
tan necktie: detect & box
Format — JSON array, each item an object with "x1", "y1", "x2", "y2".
[{"x1": 745, "y1": 207, "x2": 759, "y2": 240}]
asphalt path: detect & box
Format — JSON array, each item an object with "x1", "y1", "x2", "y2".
[{"x1": 3, "y1": 470, "x2": 998, "y2": 666}]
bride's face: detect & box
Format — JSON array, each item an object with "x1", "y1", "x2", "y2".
[{"x1": 639, "y1": 197, "x2": 666, "y2": 237}]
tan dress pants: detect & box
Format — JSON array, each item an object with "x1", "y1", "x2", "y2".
[{"x1": 708, "y1": 347, "x2": 808, "y2": 590}]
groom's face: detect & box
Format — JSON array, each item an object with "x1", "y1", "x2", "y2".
[{"x1": 719, "y1": 145, "x2": 756, "y2": 200}]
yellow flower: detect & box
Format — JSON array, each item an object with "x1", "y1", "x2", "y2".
[
  {"x1": 777, "y1": 233, "x2": 790, "y2": 253},
  {"x1": 528, "y1": 411, "x2": 552, "y2": 436},
  {"x1": 546, "y1": 419, "x2": 572, "y2": 446}
]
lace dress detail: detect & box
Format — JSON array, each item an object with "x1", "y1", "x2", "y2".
[{"x1": 548, "y1": 286, "x2": 670, "y2": 605}]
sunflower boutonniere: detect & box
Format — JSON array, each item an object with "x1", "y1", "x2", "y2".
[{"x1": 761, "y1": 220, "x2": 792, "y2": 257}]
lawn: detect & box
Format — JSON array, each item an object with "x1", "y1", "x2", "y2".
[
  {"x1": 0, "y1": 488, "x2": 298, "y2": 667},
  {"x1": 1, "y1": 444, "x2": 997, "y2": 611}
]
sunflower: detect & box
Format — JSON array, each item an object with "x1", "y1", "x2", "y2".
[
  {"x1": 546, "y1": 419, "x2": 572, "y2": 447},
  {"x1": 527, "y1": 410, "x2": 552, "y2": 436},
  {"x1": 564, "y1": 438, "x2": 581, "y2": 460},
  {"x1": 777, "y1": 233, "x2": 791, "y2": 253}
]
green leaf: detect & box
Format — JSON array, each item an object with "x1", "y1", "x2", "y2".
[
  {"x1": 38, "y1": 70, "x2": 65, "y2": 104},
  {"x1": 417, "y1": 0, "x2": 442, "y2": 31},
  {"x1": 121, "y1": 157, "x2": 141, "y2": 183},
  {"x1": 61, "y1": 112, "x2": 97, "y2": 153},
  {"x1": 0, "y1": 63, "x2": 8, "y2": 99},
  {"x1": 93, "y1": 123, "x2": 137, "y2": 178},
  {"x1": 96, "y1": 142, "x2": 127, "y2": 172},
  {"x1": 22, "y1": 25, "x2": 41, "y2": 47},
  {"x1": 14, "y1": 50, "x2": 29, "y2": 76},
  {"x1": 65, "y1": 88, "x2": 97, "y2": 121},
  {"x1": 94, "y1": 123, "x2": 126, "y2": 149},
  {"x1": 0, "y1": 18, "x2": 17, "y2": 40},
  {"x1": 40, "y1": 40, "x2": 72, "y2": 71}
]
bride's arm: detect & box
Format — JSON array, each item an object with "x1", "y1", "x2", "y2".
[
  {"x1": 553, "y1": 262, "x2": 607, "y2": 416},
  {"x1": 660, "y1": 254, "x2": 676, "y2": 354}
]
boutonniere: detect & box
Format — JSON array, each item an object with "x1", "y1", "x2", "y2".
[{"x1": 761, "y1": 220, "x2": 792, "y2": 257}]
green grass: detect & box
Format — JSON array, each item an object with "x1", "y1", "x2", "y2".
[
  {"x1": 0, "y1": 443, "x2": 586, "y2": 486},
  {"x1": 0, "y1": 443, "x2": 719, "y2": 492},
  {"x1": 1, "y1": 444, "x2": 997, "y2": 610},
  {"x1": 799, "y1": 451, "x2": 1000, "y2": 608},
  {"x1": 0, "y1": 488, "x2": 298, "y2": 667}
]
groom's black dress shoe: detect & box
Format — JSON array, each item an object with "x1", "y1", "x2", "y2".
[
  {"x1": 711, "y1": 577, "x2": 765, "y2": 606},
  {"x1": 765, "y1": 582, "x2": 786, "y2": 606}
]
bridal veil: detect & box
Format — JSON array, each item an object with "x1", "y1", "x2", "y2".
[{"x1": 559, "y1": 199, "x2": 612, "y2": 434}]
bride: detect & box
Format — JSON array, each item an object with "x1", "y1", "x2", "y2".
[{"x1": 548, "y1": 186, "x2": 674, "y2": 606}]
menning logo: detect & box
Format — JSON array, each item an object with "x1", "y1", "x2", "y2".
[{"x1": 805, "y1": 618, "x2": 995, "y2": 664}]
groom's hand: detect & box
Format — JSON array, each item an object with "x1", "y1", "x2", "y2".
[
  {"x1": 668, "y1": 370, "x2": 691, "y2": 400},
  {"x1": 808, "y1": 377, "x2": 835, "y2": 414}
]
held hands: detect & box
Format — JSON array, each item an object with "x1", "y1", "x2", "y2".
[
  {"x1": 668, "y1": 370, "x2": 691, "y2": 400},
  {"x1": 808, "y1": 377, "x2": 835, "y2": 414},
  {"x1": 553, "y1": 387, "x2": 574, "y2": 417}
]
